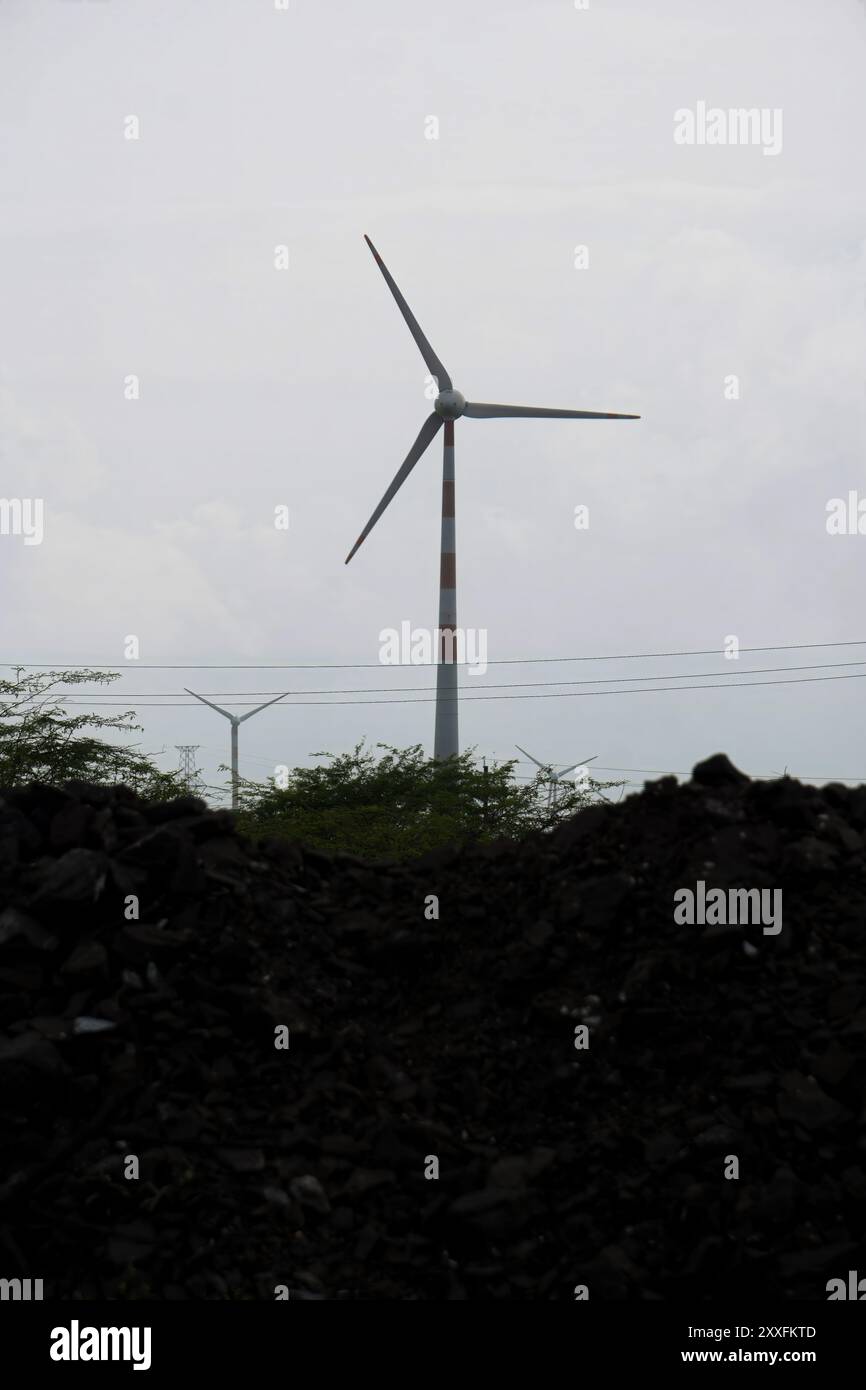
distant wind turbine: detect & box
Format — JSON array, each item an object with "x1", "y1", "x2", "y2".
[
  {"x1": 516, "y1": 745, "x2": 598, "y2": 808},
  {"x1": 185, "y1": 689, "x2": 290, "y2": 811},
  {"x1": 345, "y1": 235, "x2": 639, "y2": 760}
]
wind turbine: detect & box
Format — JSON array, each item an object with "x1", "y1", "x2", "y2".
[
  {"x1": 345, "y1": 235, "x2": 639, "y2": 760},
  {"x1": 184, "y1": 689, "x2": 290, "y2": 810},
  {"x1": 516, "y1": 745, "x2": 598, "y2": 809}
]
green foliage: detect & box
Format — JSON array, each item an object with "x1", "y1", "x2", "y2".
[
  {"x1": 0, "y1": 667, "x2": 185, "y2": 799},
  {"x1": 0, "y1": 669, "x2": 623, "y2": 851},
  {"x1": 235, "y1": 740, "x2": 622, "y2": 860}
]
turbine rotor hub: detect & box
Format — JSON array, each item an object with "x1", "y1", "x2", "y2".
[{"x1": 434, "y1": 388, "x2": 466, "y2": 420}]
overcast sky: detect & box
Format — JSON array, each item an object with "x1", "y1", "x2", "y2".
[{"x1": 2, "y1": 0, "x2": 866, "y2": 801}]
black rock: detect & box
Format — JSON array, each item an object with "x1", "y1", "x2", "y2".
[
  {"x1": 691, "y1": 753, "x2": 749, "y2": 787},
  {"x1": 0, "y1": 766, "x2": 864, "y2": 1300}
]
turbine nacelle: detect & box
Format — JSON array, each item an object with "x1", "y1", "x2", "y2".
[{"x1": 434, "y1": 388, "x2": 466, "y2": 420}]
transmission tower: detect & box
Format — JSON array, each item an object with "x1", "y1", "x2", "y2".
[{"x1": 175, "y1": 744, "x2": 202, "y2": 794}]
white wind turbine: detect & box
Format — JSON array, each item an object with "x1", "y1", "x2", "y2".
[
  {"x1": 345, "y1": 236, "x2": 639, "y2": 760},
  {"x1": 516, "y1": 745, "x2": 598, "y2": 808},
  {"x1": 184, "y1": 689, "x2": 290, "y2": 811}
]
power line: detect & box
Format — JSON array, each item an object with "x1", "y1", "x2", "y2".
[
  {"x1": 4, "y1": 637, "x2": 866, "y2": 671},
  {"x1": 46, "y1": 669, "x2": 866, "y2": 706},
  {"x1": 160, "y1": 738, "x2": 866, "y2": 788},
  {"x1": 198, "y1": 752, "x2": 866, "y2": 786},
  {"x1": 516, "y1": 762, "x2": 866, "y2": 784},
  {"x1": 188, "y1": 766, "x2": 866, "y2": 792},
  {"x1": 40, "y1": 658, "x2": 866, "y2": 701}
]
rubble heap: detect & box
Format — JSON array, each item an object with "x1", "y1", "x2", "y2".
[{"x1": 0, "y1": 754, "x2": 864, "y2": 1299}]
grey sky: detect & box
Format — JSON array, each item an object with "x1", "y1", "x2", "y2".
[{"x1": 2, "y1": 0, "x2": 866, "y2": 800}]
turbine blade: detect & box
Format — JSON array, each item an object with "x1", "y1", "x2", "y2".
[
  {"x1": 185, "y1": 688, "x2": 233, "y2": 719},
  {"x1": 345, "y1": 413, "x2": 443, "y2": 564},
  {"x1": 464, "y1": 402, "x2": 640, "y2": 420},
  {"x1": 364, "y1": 236, "x2": 452, "y2": 390},
  {"x1": 515, "y1": 743, "x2": 549, "y2": 771},
  {"x1": 238, "y1": 691, "x2": 291, "y2": 724},
  {"x1": 558, "y1": 754, "x2": 599, "y2": 779}
]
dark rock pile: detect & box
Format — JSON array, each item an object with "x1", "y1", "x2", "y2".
[{"x1": 1, "y1": 754, "x2": 864, "y2": 1299}]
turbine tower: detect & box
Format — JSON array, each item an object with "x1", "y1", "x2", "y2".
[
  {"x1": 184, "y1": 689, "x2": 290, "y2": 811},
  {"x1": 345, "y1": 236, "x2": 639, "y2": 760},
  {"x1": 516, "y1": 745, "x2": 598, "y2": 809}
]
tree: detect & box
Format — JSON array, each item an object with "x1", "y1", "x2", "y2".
[
  {"x1": 0, "y1": 667, "x2": 184, "y2": 798},
  {"x1": 235, "y1": 741, "x2": 623, "y2": 860}
]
